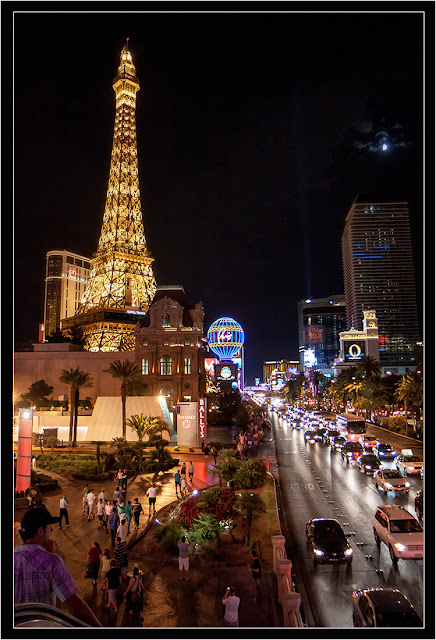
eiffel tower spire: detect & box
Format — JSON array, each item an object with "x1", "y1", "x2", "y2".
[{"x1": 63, "y1": 43, "x2": 157, "y2": 351}]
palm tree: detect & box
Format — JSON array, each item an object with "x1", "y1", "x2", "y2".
[
  {"x1": 356, "y1": 355, "x2": 381, "y2": 380},
  {"x1": 236, "y1": 492, "x2": 265, "y2": 545},
  {"x1": 126, "y1": 413, "x2": 163, "y2": 441},
  {"x1": 362, "y1": 377, "x2": 391, "y2": 422},
  {"x1": 394, "y1": 372, "x2": 423, "y2": 433},
  {"x1": 344, "y1": 377, "x2": 364, "y2": 415},
  {"x1": 104, "y1": 360, "x2": 141, "y2": 440},
  {"x1": 59, "y1": 368, "x2": 93, "y2": 446},
  {"x1": 91, "y1": 441, "x2": 106, "y2": 474},
  {"x1": 34, "y1": 433, "x2": 45, "y2": 457}
]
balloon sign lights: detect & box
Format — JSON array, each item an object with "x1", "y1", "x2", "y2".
[{"x1": 207, "y1": 317, "x2": 245, "y2": 361}]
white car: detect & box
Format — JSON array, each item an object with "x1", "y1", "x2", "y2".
[
  {"x1": 394, "y1": 454, "x2": 423, "y2": 476},
  {"x1": 372, "y1": 505, "x2": 423, "y2": 564},
  {"x1": 359, "y1": 435, "x2": 379, "y2": 450},
  {"x1": 374, "y1": 469, "x2": 410, "y2": 494}
]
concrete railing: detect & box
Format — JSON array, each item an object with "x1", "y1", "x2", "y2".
[{"x1": 272, "y1": 535, "x2": 303, "y2": 627}]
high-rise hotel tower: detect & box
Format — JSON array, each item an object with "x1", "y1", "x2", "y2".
[
  {"x1": 341, "y1": 199, "x2": 419, "y2": 367},
  {"x1": 63, "y1": 43, "x2": 157, "y2": 351}
]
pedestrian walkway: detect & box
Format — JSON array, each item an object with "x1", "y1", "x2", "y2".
[{"x1": 14, "y1": 422, "x2": 282, "y2": 627}]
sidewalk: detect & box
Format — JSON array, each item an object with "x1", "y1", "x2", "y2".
[{"x1": 14, "y1": 425, "x2": 282, "y2": 627}]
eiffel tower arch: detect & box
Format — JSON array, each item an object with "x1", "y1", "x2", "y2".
[{"x1": 63, "y1": 43, "x2": 157, "y2": 351}]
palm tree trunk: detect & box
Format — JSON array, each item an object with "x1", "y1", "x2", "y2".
[
  {"x1": 68, "y1": 388, "x2": 74, "y2": 446},
  {"x1": 73, "y1": 388, "x2": 79, "y2": 447},
  {"x1": 121, "y1": 382, "x2": 127, "y2": 440},
  {"x1": 404, "y1": 400, "x2": 408, "y2": 436}
]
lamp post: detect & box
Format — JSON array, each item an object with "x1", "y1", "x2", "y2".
[{"x1": 15, "y1": 408, "x2": 34, "y2": 494}]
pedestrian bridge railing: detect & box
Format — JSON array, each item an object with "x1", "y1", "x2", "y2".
[{"x1": 272, "y1": 535, "x2": 303, "y2": 627}]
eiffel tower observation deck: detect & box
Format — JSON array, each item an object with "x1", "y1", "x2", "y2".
[{"x1": 63, "y1": 42, "x2": 157, "y2": 351}]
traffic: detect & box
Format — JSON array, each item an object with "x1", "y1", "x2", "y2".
[{"x1": 251, "y1": 394, "x2": 423, "y2": 628}]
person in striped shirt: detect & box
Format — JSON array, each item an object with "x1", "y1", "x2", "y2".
[{"x1": 14, "y1": 507, "x2": 101, "y2": 626}]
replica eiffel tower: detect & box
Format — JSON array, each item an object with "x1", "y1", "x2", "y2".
[{"x1": 63, "y1": 42, "x2": 157, "y2": 351}]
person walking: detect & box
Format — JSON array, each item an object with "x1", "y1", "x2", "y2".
[
  {"x1": 120, "y1": 469, "x2": 127, "y2": 492},
  {"x1": 100, "y1": 548, "x2": 111, "y2": 592},
  {"x1": 87, "y1": 540, "x2": 102, "y2": 587},
  {"x1": 14, "y1": 507, "x2": 102, "y2": 626},
  {"x1": 108, "y1": 507, "x2": 120, "y2": 547},
  {"x1": 59, "y1": 495, "x2": 69, "y2": 528},
  {"x1": 212, "y1": 446, "x2": 218, "y2": 465},
  {"x1": 125, "y1": 500, "x2": 132, "y2": 534},
  {"x1": 146, "y1": 482, "x2": 158, "y2": 518},
  {"x1": 104, "y1": 559, "x2": 122, "y2": 614},
  {"x1": 97, "y1": 489, "x2": 107, "y2": 504},
  {"x1": 180, "y1": 474, "x2": 188, "y2": 497},
  {"x1": 188, "y1": 461, "x2": 194, "y2": 484},
  {"x1": 132, "y1": 498, "x2": 143, "y2": 531},
  {"x1": 222, "y1": 587, "x2": 240, "y2": 627},
  {"x1": 113, "y1": 486, "x2": 122, "y2": 506},
  {"x1": 104, "y1": 499, "x2": 113, "y2": 533},
  {"x1": 97, "y1": 499, "x2": 106, "y2": 530},
  {"x1": 174, "y1": 470, "x2": 181, "y2": 498},
  {"x1": 180, "y1": 461, "x2": 187, "y2": 476},
  {"x1": 248, "y1": 549, "x2": 261, "y2": 605},
  {"x1": 177, "y1": 535, "x2": 191, "y2": 582},
  {"x1": 117, "y1": 518, "x2": 128, "y2": 544},
  {"x1": 114, "y1": 536, "x2": 127, "y2": 577},
  {"x1": 203, "y1": 444, "x2": 210, "y2": 465},
  {"x1": 123, "y1": 564, "x2": 144, "y2": 619},
  {"x1": 116, "y1": 496, "x2": 125, "y2": 516},
  {"x1": 86, "y1": 489, "x2": 96, "y2": 521},
  {"x1": 82, "y1": 484, "x2": 89, "y2": 514}
]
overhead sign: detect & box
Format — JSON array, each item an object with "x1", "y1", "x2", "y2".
[
  {"x1": 215, "y1": 363, "x2": 238, "y2": 381},
  {"x1": 198, "y1": 398, "x2": 206, "y2": 441}
]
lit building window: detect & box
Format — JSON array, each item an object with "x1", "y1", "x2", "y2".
[
  {"x1": 160, "y1": 355, "x2": 172, "y2": 376},
  {"x1": 142, "y1": 338, "x2": 148, "y2": 346},
  {"x1": 184, "y1": 338, "x2": 191, "y2": 346},
  {"x1": 184, "y1": 357, "x2": 191, "y2": 375},
  {"x1": 141, "y1": 358, "x2": 149, "y2": 375},
  {"x1": 162, "y1": 313, "x2": 171, "y2": 328}
]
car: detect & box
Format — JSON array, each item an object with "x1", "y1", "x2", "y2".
[
  {"x1": 374, "y1": 468, "x2": 410, "y2": 494},
  {"x1": 394, "y1": 454, "x2": 423, "y2": 476},
  {"x1": 304, "y1": 429, "x2": 317, "y2": 443},
  {"x1": 341, "y1": 441, "x2": 364, "y2": 462},
  {"x1": 420, "y1": 467, "x2": 423, "y2": 480},
  {"x1": 323, "y1": 428, "x2": 338, "y2": 444},
  {"x1": 372, "y1": 505, "x2": 423, "y2": 563},
  {"x1": 291, "y1": 418, "x2": 303, "y2": 429},
  {"x1": 359, "y1": 435, "x2": 379, "y2": 450},
  {"x1": 415, "y1": 490, "x2": 423, "y2": 520},
  {"x1": 305, "y1": 518, "x2": 353, "y2": 566},
  {"x1": 352, "y1": 588, "x2": 423, "y2": 627},
  {"x1": 313, "y1": 427, "x2": 327, "y2": 441},
  {"x1": 330, "y1": 435, "x2": 347, "y2": 451},
  {"x1": 356, "y1": 453, "x2": 381, "y2": 474},
  {"x1": 373, "y1": 443, "x2": 396, "y2": 461}
]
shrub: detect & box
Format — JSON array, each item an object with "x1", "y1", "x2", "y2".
[
  {"x1": 196, "y1": 487, "x2": 236, "y2": 522},
  {"x1": 153, "y1": 522, "x2": 186, "y2": 554},
  {"x1": 189, "y1": 513, "x2": 220, "y2": 545},
  {"x1": 233, "y1": 458, "x2": 268, "y2": 489},
  {"x1": 177, "y1": 497, "x2": 200, "y2": 529}
]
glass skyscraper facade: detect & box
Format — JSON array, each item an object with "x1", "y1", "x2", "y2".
[
  {"x1": 341, "y1": 200, "x2": 419, "y2": 367},
  {"x1": 297, "y1": 295, "x2": 346, "y2": 372}
]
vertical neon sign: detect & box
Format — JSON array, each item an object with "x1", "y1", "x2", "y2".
[{"x1": 198, "y1": 398, "x2": 206, "y2": 441}]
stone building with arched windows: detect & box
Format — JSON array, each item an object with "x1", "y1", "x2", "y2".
[{"x1": 134, "y1": 285, "x2": 207, "y2": 411}]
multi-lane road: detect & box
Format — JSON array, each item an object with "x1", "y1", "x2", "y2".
[{"x1": 269, "y1": 410, "x2": 424, "y2": 628}]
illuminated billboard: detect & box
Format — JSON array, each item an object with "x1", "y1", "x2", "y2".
[
  {"x1": 304, "y1": 349, "x2": 317, "y2": 368},
  {"x1": 343, "y1": 340, "x2": 366, "y2": 361},
  {"x1": 215, "y1": 363, "x2": 238, "y2": 382}
]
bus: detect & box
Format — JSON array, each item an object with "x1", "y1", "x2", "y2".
[{"x1": 336, "y1": 413, "x2": 366, "y2": 441}]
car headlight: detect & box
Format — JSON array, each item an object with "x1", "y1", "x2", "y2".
[
  {"x1": 365, "y1": 465, "x2": 371, "y2": 469},
  {"x1": 314, "y1": 549, "x2": 324, "y2": 556},
  {"x1": 345, "y1": 548, "x2": 353, "y2": 556},
  {"x1": 394, "y1": 543, "x2": 406, "y2": 551},
  {"x1": 385, "y1": 483, "x2": 393, "y2": 489},
  {"x1": 405, "y1": 482, "x2": 410, "y2": 487},
  {"x1": 407, "y1": 466, "x2": 414, "y2": 471},
  {"x1": 347, "y1": 452, "x2": 353, "y2": 457}
]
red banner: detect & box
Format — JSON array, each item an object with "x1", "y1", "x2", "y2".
[{"x1": 16, "y1": 409, "x2": 33, "y2": 494}]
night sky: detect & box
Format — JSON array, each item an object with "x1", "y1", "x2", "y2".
[{"x1": 13, "y1": 10, "x2": 426, "y2": 384}]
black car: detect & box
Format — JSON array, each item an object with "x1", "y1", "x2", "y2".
[
  {"x1": 415, "y1": 490, "x2": 423, "y2": 520},
  {"x1": 352, "y1": 588, "x2": 423, "y2": 627},
  {"x1": 373, "y1": 443, "x2": 396, "y2": 461},
  {"x1": 356, "y1": 453, "x2": 381, "y2": 474},
  {"x1": 313, "y1": 427, "x2": 326, "y2": 441},
  {"x1": 306, "y1": 518, "x2": 353, "y2": 566},
  {"x1": 323, "y1": 429, "x2": 338, "y2": 444},
  {"x1": 341, "y1": 441, "x2": 364, "y2": 462}
]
